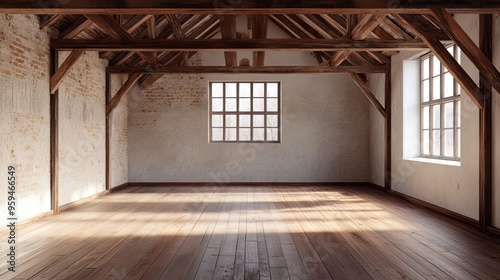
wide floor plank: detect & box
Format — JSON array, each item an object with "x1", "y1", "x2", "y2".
[{"x1": 0, "y1": 185, "x2": 499, "y2": 280}]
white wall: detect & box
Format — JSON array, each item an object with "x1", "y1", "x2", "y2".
[
  {"x1": 368, "y1": 74, "x2": 385, "y2": 187},
  {"x1": 0, "y1": 15, "x2": 129, "y2": 220},
  {"x1": 128, "y1": 16, "x2": 371, "y2": 183},
  {"x1": 110, "y1": 74, "x2": 129, "y2": 188},
  {"x1": 0, "y1": 15, "x2": 52, "y2": 221},
  {"x1": 58, "y1": 51, "x2": 107, "y2": 206},
  {"x1": 369, "y1": 14, "x2": 492, "y2": 220}
]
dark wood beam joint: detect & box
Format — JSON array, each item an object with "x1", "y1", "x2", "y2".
[
  {"x1": 394, "y1": 14, "x2": 483, "y2": 109},
  {"x1": 50, "y1": 49, "x2": 85, "y2": 94},
  {"x1": 430, "y1": 8, "x2": 500, "y2": 96},
  {"x1": 349, "y1": 73, "x2": 387, "y2": 118},
  {"x1": 106, "y1": 73, "x2": 142, "y2": 116}
]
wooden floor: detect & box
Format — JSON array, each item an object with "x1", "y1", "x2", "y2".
[{"x1": 2, "y1": 185, "x2": 500, "y2": 280}]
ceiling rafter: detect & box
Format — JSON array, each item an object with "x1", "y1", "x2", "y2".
[
  {"x1": 59, "y1": 15, "x2": 92, "y2": 39},
  {"x1": 316, "y1": 14, "x2": 391, "y2": 65},
  {"x1": 138, "y1": 15, "x2": 220, "y2": 87},
  {"x1": 39, "y1": 9, "x2": 479, "y2": 88},
  {"x1": 40, "y1": 14, "x2": 65, "y2": 29},
  {"x1": 141, "y1": 15, "x2": 216, "y2": 67},
  {"x1": 108, "y1": 15, "x2": 187, "y2": 65},
  {"x1": 327, "y1": 13, "x2": 387, "y2": 66},
  {"x1": 85, "y1": 14, "x2": 158, "y2": 65},
  {"x1": 251, "y1": 14, "x2": 268, "y2": 67},
  {"x1": 100, "y1": 14, "x2": 157, "y2": 60},
  {"x1": 165, "y1": 14, "x2": 189, "y2": 66},
  {"x1": 219, "y1": 15, "x2": 238, "y2": 67}
]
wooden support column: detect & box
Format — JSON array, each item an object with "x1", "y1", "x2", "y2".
[
  {"x1": 385, "y1": 62, "x2": 392, "y2": 191},
  {"x1": 479, "y1": 14, "x2": 493, "y2": 232},
  {"x1": 50, "y1": 49, "x2": 59, "y2": 214},
  {"x1": 105, "y1": 73, "x2": 112, "y2": 192}
]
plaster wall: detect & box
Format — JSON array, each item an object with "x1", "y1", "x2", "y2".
[
  {"x1": 110, "y1": 74, "x2": 129, "y2": 188},
  {"x1": 369, "y1": 14, "x2": 482, "y2": 220},
  {"x1": 0, "y1": 14, "x2": 52, "y2": 220},
  {"x1": 57, "y1": 51, "x2": 107, "y2": 206},
  {"x1": 128, "y1": 16, "x2": 371, "y2": 183}
]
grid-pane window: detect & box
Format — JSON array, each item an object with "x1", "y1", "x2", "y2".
[
  {"x1": 210, "y1": 82, "x2": 281, "y2": 143},
  {"x1": 420, "y1": 45, "x2": 461, "y2": 160}
]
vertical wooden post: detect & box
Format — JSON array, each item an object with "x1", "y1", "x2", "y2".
[
  {"x1": 50, "y1": 48, "x2": 59, "y2": 214},
  {"x1": 385, "y1": 61, "x2": 392, "y2": 191},
  {"x1": 106, "y1": 73, "x2": 112, "y2": 192},
  {"x1": 479, "y1": 14, "x2": 492, "y2": 232}
]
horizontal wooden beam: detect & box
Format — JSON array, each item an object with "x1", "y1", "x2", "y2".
[
  {"x1": 52, "y1": 38, "x2": 433, "y2": 51},
  {"x1": 1, "y1": 1, "x2": 500, "y2": 14},
  {"x1": 106, "y1": 65, "x2": 387, "y2": 74}
]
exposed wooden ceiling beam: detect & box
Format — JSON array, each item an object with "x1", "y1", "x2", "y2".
[
  {"x1": 328, "y1": 13, "x2": 387, "y2": 66},
  {"x1": 124, "y1": 15, "x2": 153, "y2": 33},
  {"x1": 430, "y1": 8, "x2": 500, "y2": 95},
  {"x1": 106, "y1": 73, "x2": 142, "y2": 116},
  {"x1": 349, "y1": 73, "x2": 386, "y2": 118},
  {"x1": 165, "y1": 14, "x2": 189, "y2": 66},
  {"x1": 110, "y1": 52, "x2": 135, "y2": 67},
  {"x1": 50, "y1": 50, "x2": 85, "y2": 94},
  {"x1": 139, "y1": 52, "x2": 199, "y2": 88},
  {"x1": 107, "y1": 65, "x2": 387, "y2": 74},
  {"x1": 219, "y1": 15, "x2": 237, "y2": 67},
  {"x1": 139, "y1": 16, "x2": 220, "y2": 87},
  {"x1": 316, "y1": 14, "x2": 391, "y2": 65},
  {"x1": 51, "y1": 38, "x2": 433, "y2": 51},
  {"x1": 100, "y1": 15, "x2": 154, "y2": 60},
  {"x1": 252, "y1": 15, "x2": 268, "y2": 67},
  {"x1": 394, "y1": 14, "x2": 483, "y2": 109},
  {"x1": 352, "y1": 14, "x2": 388, "y2": 40},
  {"x1": 147, "y1": 16, "x2": 157, "y2": 39},
  {"x1": 40, "y1": 14, "x2": 65, "y2": 29},
  {"x1": 59, "y1": 16, "x2": 92, "y2": 39},
  {"x1": 2, "y1": 1, "x2": 500, "y2": 14},
  {"x1": 85, "y1": 14, "x2": 158, "y2": 65}
]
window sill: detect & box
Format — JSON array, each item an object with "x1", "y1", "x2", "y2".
[{"x1": 405, "y1": 157, "x2": 461, "y2": 167}]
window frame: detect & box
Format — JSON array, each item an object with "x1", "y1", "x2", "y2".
[
  {"x1": 420, "y1": 45, "x2": 461, "y2": 161},
  {"x1": 209, "y1": 81, "x2": 282, "y2": 143}
]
